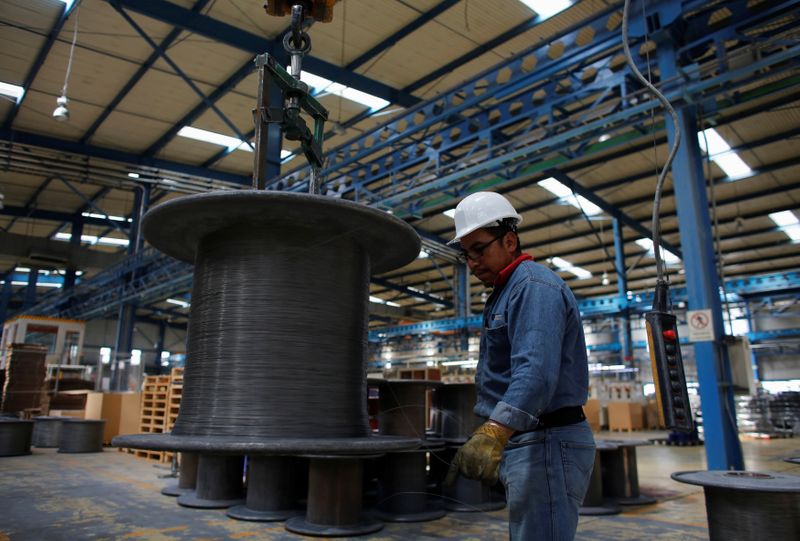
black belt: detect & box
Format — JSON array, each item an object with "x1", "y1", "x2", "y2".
[{"x1": 521, "y1": 406, "x2": 586, "y2": 433}]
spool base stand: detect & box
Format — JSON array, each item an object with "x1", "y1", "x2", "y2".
[
  {"x1": 177, "y1": 455, "x2": 244, "y2": 509},
  {"x1": 600, "y1": 439, "x2": 656, "y2": 506},
  {"x1": 372, "y1": 449, "x2": 446, "y2": 522},
  {"x1": 580, "y1": 442, "x2": 621, "y2": 516},
  {"x1": 162, "y1": 453, "x2": 199, "y2": 497},
  {"x1": 285, "y1": 456, "x2": 383, "y2": 536},
  {"x1": 227, "y1": 456, "x2": 303, "y2": 522}
]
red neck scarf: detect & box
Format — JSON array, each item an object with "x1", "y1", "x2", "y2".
[{"x1": 494, "y1": 253, "x2": 533, "y2": 287}]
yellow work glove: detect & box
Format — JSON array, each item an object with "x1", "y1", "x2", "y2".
[{"x1": 444, "y1": 421, "x2": 512, "y2": 486}]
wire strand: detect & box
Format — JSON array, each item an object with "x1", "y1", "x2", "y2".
[
  {"x1": 621, "y1": 0, "x2": 681, "y2": 284},
  {"x1": 60, "y1": 4, "x2": 81, "y2": 97}
]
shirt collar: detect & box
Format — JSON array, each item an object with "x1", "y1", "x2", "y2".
[{"x1": 494, "y1": 253, "x2": 533, "y2": 287}]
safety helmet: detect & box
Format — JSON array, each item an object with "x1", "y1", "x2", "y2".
[{"x1": 448, "y1": 191, "x2": 522, "y2": 246}]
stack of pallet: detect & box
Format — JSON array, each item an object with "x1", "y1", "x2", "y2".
[
  {"x1": 128, "y1": 375, "x2": 171, "y2": 461},
  {"x1": 1, "y1": 344, "x2": 47, "y2": 415},
  {"x1": 161, "y1": 367, "x2": 184, "y2": 463}
]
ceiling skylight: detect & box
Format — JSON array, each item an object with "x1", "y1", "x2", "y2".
[
  {"x1": 769, "y1": 211, "x2": 800, "y2": 242},
  {"x1": 538, "y1": 177, "x2": 603, "y2": 216},
  {"x1": 81, "y1": 212, "x2": 131, "y2": 222},
  {"x1": 301, "y1": 71, "x2": 390, "y2": 111},
  {"x1": 518, "y1": 0, "x2": 573, "y2": 19},
  {"x1": 370, "y1": 295, "x2": 401, "y2": 308},
  {"x1": 697, "y1": 128, "x2": 753, "y2": 180},
  {"x1": 166, "y1": 298, "x2": 191, "y2": 309},
  {"x1": 549, "y1": 256, "x2": 592, "y2": 279},
  {"x1": 635, "y1": 238, "x2": 681, "y2": 264},
  {"x1": 178, "y1": 126, "x2": 254, "y2": 152},
  {"x1": 442, "y1": 208, "x2": 456, "y2": 219},
  {"x1": 0, "y1": 82, "x2": 24, "y2": 103}
]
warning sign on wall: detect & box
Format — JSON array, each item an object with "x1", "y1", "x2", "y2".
[{"x1": 687, "y1": 309, "x2": 715, "y2": 342}]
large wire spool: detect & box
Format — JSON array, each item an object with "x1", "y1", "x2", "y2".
[
  {"x1": 672, "y1": 470, "x2": 800, "y2": 540},
  {"x1": 177, "y1": 454, "x2": 245, "y2": 509},
  {"x1": 113, "y1": 192, "x2": 420, "y2": 456},
  {"x1": 58, "y1": 420, "x2": 105, "y2": 453},
  {"x1": 580, "y1": 441, "x2": 621, "y2": 516},
  {"x1": 285, "y1": 455, "x2": 384, "y2": 536},
  {"x1": 162, "y1": 452, "x2": 199, "y2": 497},
  {"x1": 31, "y1": 416, "x2": 68, "y2": 448},
  {"x1": 431, "y1": 383, "x2": 483, "y2": 441},
  {"x1": 227, "y1": 456, "x2": 303, "y2": 522},
  {"x1": 599, "y1": 439, "x2": 656, "y2": 505},
  {"x1": 0, "y1": 419, "x2": 33, "y2": 456}
]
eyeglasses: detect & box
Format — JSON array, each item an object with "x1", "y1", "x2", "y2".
[{"x1": 457, "y1": 233, "x2": 505, "y2": 263}]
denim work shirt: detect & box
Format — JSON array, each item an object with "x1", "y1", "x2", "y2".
[{"x1": 475, "y1": 259, "x2": 589, "y2": 432}]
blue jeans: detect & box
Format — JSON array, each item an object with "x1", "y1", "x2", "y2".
[{"x1": 499, "y1": 420, "x2": 595, "y2": 540}]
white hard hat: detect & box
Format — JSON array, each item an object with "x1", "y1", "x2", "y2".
[{"x1": 448, "y1": 192, "x2": 522, "y2": 246}]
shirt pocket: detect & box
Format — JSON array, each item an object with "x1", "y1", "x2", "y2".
[{"x1": 484, "y1": 313, "x2": 510, "y2": 370}]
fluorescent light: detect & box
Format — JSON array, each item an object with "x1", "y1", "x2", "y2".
[
  {"x1": 0, "y1": 82, "x2": 25, "y2": 103},
  {"x1": 11, "y1": 281, "x2": 61, "y2": 288},
  {"x1": 769, "y1": 211, "x2": 800, "y2": 241},
  {"x1": 369, "y1": 295, "x2": 401, "y2": 308},
  {"x1": 538, "y1": 177, "x2": 602, "y2": 216},
  {"x1": 518, "y1": 0, "x2": 572, "y2": 19},
  {"x1": 53, "y1": 232, "x2": 130, "y2": 247},
  {"x1": 81, "y1": 212, "x2": 130, "y2": 222},
  {"x1": 384, "y1": 362, "x2": 392, "y2": 369},
  {"x1": 635, "y1": 238, "x2": 680, "y2": 264},
  {"x1": 301, "y1": 71, "x2": 390, "y2": 110},
  {"x1": 177, "y1": 126, "x2": 254, "y2": 152},
  {"x1": 442, "y1": 208, "x2": 456, "y2": 219},
  {"x1": 280, "y1": 150, "x2": 292, "y2": 160},
  {"x1": 697, "y1": 128, "x2": 752, "y2": 180},
  {"x1": 128, "y1": 172, "x2": 140, "y2": 179},
  {"x1": 549, "y1": 256, "x2": 593, "y2": 280},
  {"x1": 15, "y1": 267, "x2": 31, "y2": 273},
  {"x1": 166, "y1": 298, "x2": 191, "y2": 309}
]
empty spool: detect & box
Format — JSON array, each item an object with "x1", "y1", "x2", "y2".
[
  {"x1": 599, "y1": 439, "x2": 656, "y2": 505},
  {"x1": 162, "y1": 452, "x2": 199, "y2": 497},
  {"x1": 227, "y1": 455, "x2": 303, "y2": 521},
  {"x1": 286, "y1": 455, "x2": 383, "y2": 536},
  {"x1": 579, "y1": 441, "x2": 621, "y2": 516},
  {"x1": 177, "y1": 454, "x2": 245, "y2": 509}
]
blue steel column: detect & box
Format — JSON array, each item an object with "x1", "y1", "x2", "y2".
[
  {"x1": 0, "y1": 277, "x2": 12, "y2": 325},
  {"x1": 112, "y1": 184, "x2": 149, "y2": 390},
  {"x1": 64, "y1": 218, "x2": 83, "y2": 290},
  {"x1": 23, "y1": 268, "x2": 39, "y2": 310},
  {"x1": 658, "y1": 43, "x2": 744, "y2": 470},
  {"x1": 612, "y1": 218, "x2": 633, "y2": 364}
]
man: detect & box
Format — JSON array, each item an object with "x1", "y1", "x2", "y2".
[{"x1": 444, "y1": 191, "x2": 595, "y2": 540}]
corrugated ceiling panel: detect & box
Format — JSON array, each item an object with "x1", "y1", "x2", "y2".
[
  {"x1": 0, "y1": 25, "x2": 48, "y2": 85},
  {"x1": 90, "y1": 109, "x2": 173, "y2": 153},
  {"x1": 150, "y1": 37, "x2": 254, "y2": 86}
]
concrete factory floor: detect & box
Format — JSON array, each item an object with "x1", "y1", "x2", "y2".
[{"x1": 1, "y1": 431, "x2": 798, "y2": 541}]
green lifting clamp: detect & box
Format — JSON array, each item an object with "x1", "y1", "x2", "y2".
[{"x1": 252, "y1": 4, "x2": 328, "y2": 193}]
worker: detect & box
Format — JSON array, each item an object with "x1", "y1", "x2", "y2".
[{"x1": 444, "y1": 191, "x2": 595, "y2": 540}]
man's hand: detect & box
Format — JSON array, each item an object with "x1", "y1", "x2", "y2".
[{"x1": 444, "y1": 421, "x2": 513, "y2": 486}]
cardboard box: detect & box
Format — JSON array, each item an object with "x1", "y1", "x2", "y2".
[
  {"x1": 644, "y1": 399, "x2": 663, "y2": 429},
  {"x1": 584, "y1": 399, "x2": 601, "y2": 432},
  {"x1": 48, "y1": 409, "x2": 85, "y2": 419},
  {"x1": 83, "y1": 392, "x2": 142, "y2": 444},
  {"x1": 608, "y1": 401, "x2": 644, "y2": 431},
  {"x1": 107, "y1": 392, "x2": 142, "y2": 443}
]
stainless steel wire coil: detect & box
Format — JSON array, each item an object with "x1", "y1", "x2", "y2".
[
  {"x1": 672, "y1": 470, "x2": 800, "y2": 540},
  {"x1": 32, "y1": 416, "x2": 68, "y2": 448},
  {"x1": 58, "y1": 420, "x2": 105, "y2": 453}
]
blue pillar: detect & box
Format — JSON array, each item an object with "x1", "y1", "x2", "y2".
[
  {"x1": 658, "y1": 43, "x2": 744, "y2": 470},
  {"x1": 112, "y1": 184, "x2": 149, "y2": 390},
  {"x1": 64, "y1": 219, "x2": 84, "y2": 290},
  {"x1": 23, "y1": 268, "x2": 39, "y2": 310},
  {"x1": 613, "y1": 218, "x2": 633, "y2": 364}
]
